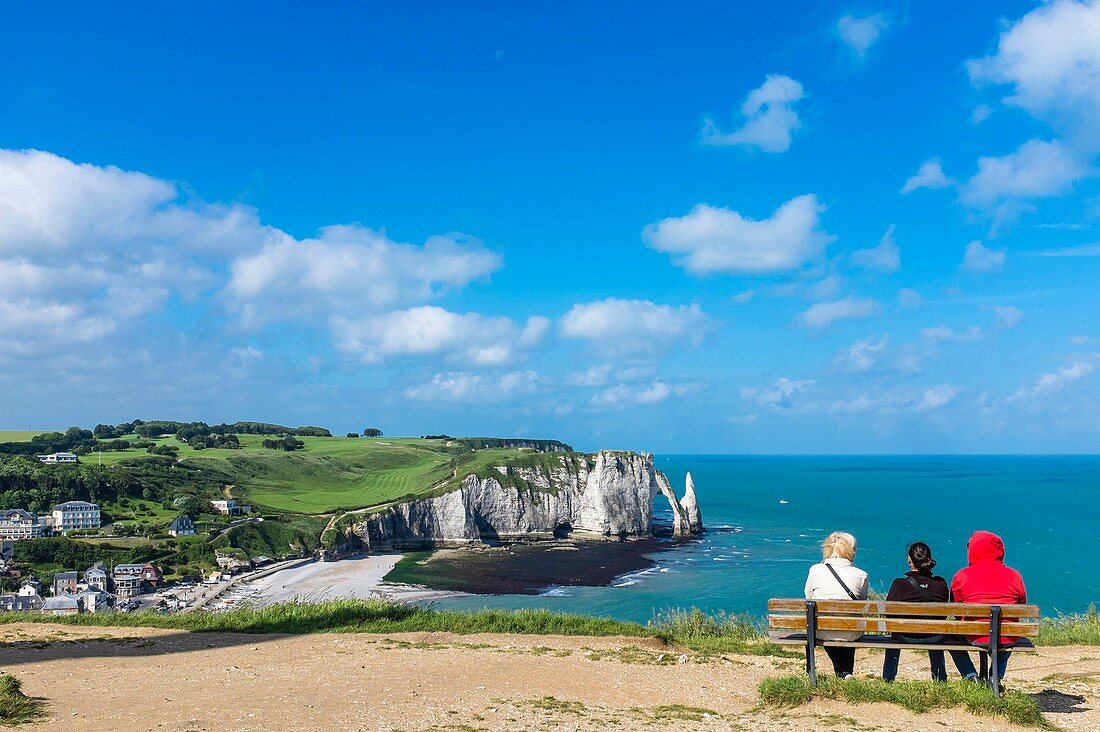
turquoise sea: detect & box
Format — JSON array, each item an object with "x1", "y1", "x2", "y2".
[{"x1": 433, "y1": 455, "x2": 1100, "y2": 623}]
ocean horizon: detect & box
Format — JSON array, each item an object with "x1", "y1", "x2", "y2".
[{"x1": 431, "y1": 454, "x2": 1100, "y2": 623}]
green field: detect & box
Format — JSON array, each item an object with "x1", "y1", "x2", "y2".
[
  {"x1": 0, "y1": 430, "x2": 58, "y2": 442},
  {"x1": 1, "y1": 430, "x2": 574, "y2": 516}
]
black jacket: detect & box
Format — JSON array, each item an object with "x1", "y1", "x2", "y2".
[{"x1": 886, "y1": 571, "x2": 950, "y2": 602}]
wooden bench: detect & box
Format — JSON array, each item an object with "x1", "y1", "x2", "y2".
[{"x1": 767, "y1": 599, "x2": 1040, "y2": 695}]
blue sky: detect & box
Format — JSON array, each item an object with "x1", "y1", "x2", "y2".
[{"x1": 1, "y1": 1, "x2": 1098, "y2": 453}]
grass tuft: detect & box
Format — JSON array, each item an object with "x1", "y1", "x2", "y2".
[
  {"x1": 649, "y1": 607, "x2": 801, "y2": 657},
  {"x1": 758, "y1": 674, "x2": 1054, "y2": 729},
  {"x1": 0, "y1": 674, "x2": 47, "y2": 726},
  {"x1": 1037, "y1": 605, "x2": 1100, "y2": 646}
]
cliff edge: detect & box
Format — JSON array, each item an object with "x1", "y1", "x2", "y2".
[{"x1": 353, "y1": 451, "x2": 702, "y2": 550}]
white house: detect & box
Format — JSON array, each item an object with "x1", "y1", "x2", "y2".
[
  {"x1": 51, "y1": 501, "x2": 100, "y2": 533},
  {"x1": 210, "y1": 499, "x2": 251, "y2": 516},
  {"x1": 37, "y1": 452, "x2": 79, "y2": 464},
  {"x1": 0, "y1": 509, "x2": 49, "y2": 540}
]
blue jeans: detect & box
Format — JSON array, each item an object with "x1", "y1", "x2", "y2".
[
  {"x1": 950, "y1": 648, "x2": 1011, "y2": 680},
  {"x1": 882, "y1": 648, "x2": 947, "y2": 681}
]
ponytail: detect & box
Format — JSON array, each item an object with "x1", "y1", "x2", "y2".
[{"x1": 908, "y1": 541, "x2": 936, "y2": 576}]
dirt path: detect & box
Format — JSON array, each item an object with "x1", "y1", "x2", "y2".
[{"x1": 1, "y1": 623, "x2": 1097, "y2": 731}]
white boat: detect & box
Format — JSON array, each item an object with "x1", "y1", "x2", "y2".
[{"x1": 779, "y1": 499, "x2": 788, "y2": 504}]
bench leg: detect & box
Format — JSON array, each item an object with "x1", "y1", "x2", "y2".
[
  {"x1": 806, "y1": 600, "x2": 818, "y2": 688},
  {"x1": 989, "y1": 606, "x2": 1002, "y2": 696}
]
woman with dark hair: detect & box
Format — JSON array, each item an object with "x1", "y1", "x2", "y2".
[{"x1": 882, "y1": 541, "x2": 950, "y2": 682}]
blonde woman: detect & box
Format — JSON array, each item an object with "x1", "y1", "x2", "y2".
[{"x1": 804, "y1": 531, "x2": 869, "y2": 678}]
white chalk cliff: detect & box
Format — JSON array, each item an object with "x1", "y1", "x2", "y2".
[{"x1": 354, "y1": 451, "x2": 703, "y2": 550}]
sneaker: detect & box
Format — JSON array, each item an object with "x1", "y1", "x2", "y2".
[
  {"x1": 841, "y1": 673, "x2": 855, "y2": 680},
  {"x1": 962, "y1": 673, "x2": 980, "y2": 683}
]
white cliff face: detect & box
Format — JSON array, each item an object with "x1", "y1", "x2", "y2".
[{"x1": 355, "y1": 451, "x2": 703, "y2": 549}]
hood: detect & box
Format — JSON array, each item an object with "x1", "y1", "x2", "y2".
[{"x1": 967, "y1": 530, "x2": 1005, "y2": 564}]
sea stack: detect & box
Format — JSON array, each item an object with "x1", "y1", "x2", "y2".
[{"x1": 680, "y1": 472, "x2": 704, "y2": 535}]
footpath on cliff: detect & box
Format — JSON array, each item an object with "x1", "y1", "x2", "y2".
[{"x1": 2, "y1": 622, "x2": 1097, "y2": 731}]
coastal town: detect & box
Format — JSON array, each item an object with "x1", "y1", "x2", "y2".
[{"x1": 0, "y1": 458, "x2": 271, "y2": 616}]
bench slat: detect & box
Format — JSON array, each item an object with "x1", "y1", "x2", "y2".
[
  {"x1": 768, "y1": 633, "x2": 1038, "y2": 652},
  {"x1": 767, "y1": 615, "x2": 1039, "y2": 636},
  {"x1": 768, "y1": 598, "x2": 1039, "y2": 618}
]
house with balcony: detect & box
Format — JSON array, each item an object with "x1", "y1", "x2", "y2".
[
  {"x1": 0, "y1": 509, "x2": 50, "y2": 540},
  {"x1": 83, "y1": 562, "x2": 110, "y2": 592},
  {"x1": 112, "y1": 564, "x2": 146, "y2": 598},
  {"x1": 210, "y1": 499, "x2": 251, "y2": 516},
  {"x1": 51, "y1": 501, "x2": 101, "y2": 534}
]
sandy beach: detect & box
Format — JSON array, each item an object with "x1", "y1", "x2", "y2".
[{"x1": 222, "y1": 554, "x2": 465, "y2": 608}]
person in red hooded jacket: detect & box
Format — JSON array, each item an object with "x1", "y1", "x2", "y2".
[{"x1": 948, "y1": 530, "x2": 1027, "y2": 682}]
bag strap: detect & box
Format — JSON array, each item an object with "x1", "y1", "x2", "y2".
[
  {"x1": 906, "y1": 574, "x2": 934, "y2": 601},
  {"x1": 825, "y1": 563, "x2": 859, "y2": 600}
]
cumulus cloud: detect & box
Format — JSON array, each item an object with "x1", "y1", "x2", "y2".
[
  {"x1": 588, "y1": 380, "x2": 696, "y2": 410},
  {"x1": 988, "y1": 305, "x2": 1024, "y2": 330},
  {"x1": 701, "y1": 75, "x2": 805, "y2": 153},
  {"x1": 897, "y1": 288, "x2": 924, "y2": 309},
  {"x1": 799, "y1": 296, "x2": 880, "y2": 329},
  {"x1": 1009, "y1": 360, "x2": 1097, "y2": 401},
  {"x1": 835, "y1": 335, "x2": 890, "y2": 372},
  {"x1": 967, "y1": 0, "x2": 1100, "y2": 140},
  {"x1": 226, "y1": 226, "x2": 502, "y2": 328},
  {"x1": 960, "y1": 241, "x2": 1006, "y2": 273},
  {"x1": 836, "y1": 12, "x2": 890, "y2": 58},
  {"x1": 643, "y1": 194, "x2": 834, "y2": 275},
  {"x1": 740, "y1": 378, "x2": 817, "y2": 409},
  {"x1": 901, "y1": 160, "x2": 954, "y2": 194},
  {"x1": 0, "y1": 148, "x2": 505, "y2": 370},
  {"x1": 850, "y1": 225, "x2": 900, "y2": 273},
  {"x1": 331, "y1": 307, "x2": 546, "y2": 366},
  {"x1": 404, "y1": 370, "x2": 541, "y2": 403},
  {"x1": 560, "y1": 299, "x2": 707, "y2": 357},
  {"x1": 961, "y1": 139, "x2": 1088, "y2": 207}
]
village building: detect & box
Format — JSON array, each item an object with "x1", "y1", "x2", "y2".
[
  {"x1": 83, "y1": 562, "x2": 110, "y2": 592},
  {"x1": 52, "y1": 571, "x2": 79, "y2": 596},
  {"x1": 0, "y1": 509, "x2": 50, "y2": 540},
  {"x1": 42, "y1": 595, "x2": 80, "y2": 615},
  {"x1": 51, "y1": 501, "x2": 101, "y2": 533},
  {"x1": 78, "y1": 589, "x2": 112, "y2": 613},
  {"x1": 0, "y1": 591, "x2": 44, "y2": 612},
  {"x1": 210, "y1": 499, "x2": 252, "y2": 516},
  {"x1": 168, "y1": 515, "x2": 196, "y2": 537},
  {"x1": 112, "y1": 564, "x2": 145, "y2": 598},
  {"x1": 36, "y1": 452, "x2": 79, "y2": 464}
]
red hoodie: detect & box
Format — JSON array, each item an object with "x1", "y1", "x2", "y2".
[{"x1": 951, "y1": 530, "x2": 1027, "y2": 645}]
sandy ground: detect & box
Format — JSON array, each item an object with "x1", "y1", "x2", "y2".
[
  {"x1": 2, "y1": 623, "x2": 1097, "y2": 732},
  {"x1": 226, "y1": 555, "x2": 464, "y2": 608}
]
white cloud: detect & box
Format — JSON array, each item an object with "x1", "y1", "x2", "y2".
[
  {"x1": 988, "y1": 305, "x2": 1024, "y2": 330},
  {"x1": 798, "y1": 296, "x2": 880, "y2": 329},
  {"x1": 701, "y1": 75, "x2": 805, "y2": 153},
  {"x1": 730, "y1": 289, "x2": 757, "y2": 304},
  {"x1": 836, "y1": 335, "x2": 890, "y2": 372},
  {"x1": 404, "y1": 370, "x2": 541, "y2": 403},
  {"x1": 740, "y1": 378, "x2": 817, "y2": 409},
  {"x1": 559, "y1": 299, "x2": 707, "y2": 357},
  {"x1": 901, "y1": 160, "x2": 954, "y2": 194},
  {"x1": 961, "y1": 241, "x2": 1006, "y2": 273},
  {"x1": 1010, "y1": 360, "x2": 1097, "y2": 401},
  {"x1": 897, "y1": 288, "x2": 924, "y2": 309},
  {"x1": 972, "y1": 104, "x2": 994, "y2": 124},
  {"x1": 643, "y1": 194, "x2": 834, "y2": 275},
  {"x1": 850, "y1": 225, "x2": 900, "y2": 273},
  {"x1": 920, "y1": 325, "x2": 983, "y2": 343},
  {"x1": 836, "y1": 13, "x2": 890, "y2": 58},
  {"x1": 589, "y1": 381, "x2": 682, "y2": 409},
  {"x1": 1069, "y1": 334, "x2": 1098, "y2": 345},
  {"x1": 331, "y1": 306, "x2": 545, "y2": 366},
  {"x1": 226, "y1": 226, "x2": 502, "y2": 327},
  {"x1": 961, "y1": 139, "x2": 1088, "y2": 207},
  {"x1": 967, "y1": 0, "x2": 1100, "y2": 140},
  {"x1": 740, "y1": 377, "x2": 960, "y2": 416}
]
